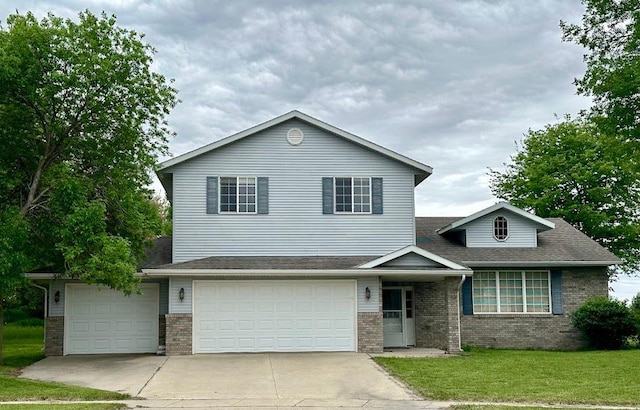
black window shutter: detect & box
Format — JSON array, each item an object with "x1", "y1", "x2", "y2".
[
  {"x1": 462, "y1": 277, "x2": 473, "y2": 315},
  {"x1": 206, "y1": 176, "x2": 218, "y2": 214},
  {"x1": 372, "y1": 177, "x2": 383, "y2": 214},
  {"x1": 551, "y1": 270, "x2": 563, "y2": 315},
  {"x1": 257, "y1": 177, "x2": 269, "y2": 214},
  {"x1": 322, "y1": 177, "x2": 334, "y2": 214}
]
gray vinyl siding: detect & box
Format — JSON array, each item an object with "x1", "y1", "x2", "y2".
[
  {"x1": 465, "y1": 212, "x2": 538, "y2": 247},
  {"x1": 357, "y1": 277, "x2": 380, "y2": 312},
  {"x1": 382, "y1": 253, "x2": 444, "y2": 268},
  {"x1": 169, "y1": 277, "x2": 193, "y2": 314},
  {"x1": 49, "y1": 280, "x2": 65, "y2": 317},
  {"x1": 166, "y1": 119, "x2": 418, "y2": 262}
]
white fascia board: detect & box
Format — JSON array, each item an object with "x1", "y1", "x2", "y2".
[
  {"x1": 357, "y1": 245, "x2": 470, "y2": 271},
  {"x1": 437, "y1": 202, "x2": 555, "y2": 234},
  {"x1": 25, "y1": 272, "x2": 57, "y2": 279},
  {"x1": 465, "y1": 260, "x2": 621, "y2": 267},
  {"x1": 156, "y1": 110, "x2": 433, "y2": 180},
  {"x1": 142, "y1": 268, "x2": 471, "y2": 277}
]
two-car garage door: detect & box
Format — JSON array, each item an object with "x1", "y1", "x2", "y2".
[
  {"x1": 64, "y1": 284, "x2": 159, "y2": 355},
  {"x1": 193, "y1": 280, "x2": 356, "y2": 353}
]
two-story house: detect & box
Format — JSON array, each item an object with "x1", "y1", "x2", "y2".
[{"x1": 35, "y1": 111, "x2": 620, "y2": 356}]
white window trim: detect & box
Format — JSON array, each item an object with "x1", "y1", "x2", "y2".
[
  {"x1": 493, "y1": 215, "x2": 509, "y2": 242},
  {"x1": 334, "y1": 176, "x2": 372, "y2": 214},
  {"x1": 472, "y1": 270, "x2": 552, "y2": 314},
  {"x1": 219, "y1": 176, "x2": 258, "y2": 214}
]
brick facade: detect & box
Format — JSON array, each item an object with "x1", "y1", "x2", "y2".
[
  {"x1": 45, "y1": 316, "x2": 64, "y2": 356},
  {"x1": 158, "y1": 315, "x2": 166, "y2": 348},
  {"x1": 165, "y1": 313, "x2": 192, "y2": 355},
  {"x1": 413, "y1": 278, "x2": 462, "y2": 353},
  {"x1": 460, "y1": 267, "x2": 608, "y2": 350}
]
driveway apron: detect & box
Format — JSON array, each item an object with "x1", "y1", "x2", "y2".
[{"x1": 20, "y1": 352, "x2": 418, "y2": 401}]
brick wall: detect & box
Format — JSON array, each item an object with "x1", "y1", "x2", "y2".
[
  {"x1": 415, "y1": 282, "x2": 447, "y2": 349},
  {"x1": 158, "y1": 315, "x2": 166, "y2": 348},
  {"x1": 460, "y1": 267, "x2": 608, "y2": 350},
  {"x1": 358, "y1": 312, "x2": 383, "y2": 352},
  {"x1": 45, "y1": 316, "x2": 64, "y2": 356},
  {"x1": 358, "y1": 279, "x2": 382, "y2": 352},
  {"x1": 165, "y1": 313, "x2": 192, "y2": 355}
]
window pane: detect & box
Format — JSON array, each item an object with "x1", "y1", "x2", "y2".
[
  {"x1": 499, "y1": 271, "x2": 523, "y2": 312},
  {"x1": 526, "y1": 271, "x2": 550, "y2": 312},
  {"x1": 473, "y1": 272, "x2": 497, "y2": 313},
  {"x1": 494, "y1": 216, "x2": 508, "y2": 240},
  {"x1": 237, "y1": 177, "x2": 256, "y2": 213},
  {"x1": 220, "y1": 177, "x2": 237, "y2": 212},
  {"x1": 335, "y1": 178, "x2": 352, "y2": 212},
  {"x1": 352, "y1": 177, "x2": 370, "y2": 213}
]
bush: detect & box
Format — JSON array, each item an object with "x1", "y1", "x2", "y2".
[{"x1": 571, "y1": 297, "x2": 638, "y2": 349}]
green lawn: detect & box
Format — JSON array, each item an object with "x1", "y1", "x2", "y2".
[
  {"x1": 375, "y1": 349, "x2": 640, "y2": 405},
  {"x1": 0, "y1": 405, "x2": 125, "y2": 410},
  {"x1": 1, "y1": 324, "x2": 129, "y2": 401},
  {"x1": 449, "y1": 406, "x2": 596, "y2": 410}
]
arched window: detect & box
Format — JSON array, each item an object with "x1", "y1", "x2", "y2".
[{"x1": 493, "y1": 216, "x2": 508, "y2": 241}]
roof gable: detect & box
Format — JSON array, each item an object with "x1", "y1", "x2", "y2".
[
  {"x1": 357, "y1": 245, "x2": 469, "y2": 270},
  {"x1": 157, "y1": 110, "x2": 432, "y2": 183},
  {"x1": 437, "y1": 202, "x2": 555, "y2": 235}
]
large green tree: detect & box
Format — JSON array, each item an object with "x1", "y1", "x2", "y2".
[
  {"x1": 490, "y1": 116, "x2": 640, "y2": 272},
  {"x1": 561, "y1": 0, "x2": 640, "y2": 147},
  {"x1": 0, "y1": 11, "x2": 178, "y2": 363}
]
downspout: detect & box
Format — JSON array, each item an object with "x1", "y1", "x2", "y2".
[
  {"x1": 30, "y1": 283, "x2": 48, "y2": 350},
  {"x1": 456, "y1": 274, "x2": 466, "y2": 353}
]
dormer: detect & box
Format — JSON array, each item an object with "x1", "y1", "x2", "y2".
[{"x1": 437, "y1": 202, "x2": 555, "y2": 248}]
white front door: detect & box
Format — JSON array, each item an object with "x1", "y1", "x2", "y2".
[
  {"x1": 64, "y1": 283, "x2": 159, "y2": 355},
  {"x1": 382, "y1": 287, "x2": 415, "y2": 348},
  {"x1": 192, "y1": 280, "x2": 356, "y2": 353}
]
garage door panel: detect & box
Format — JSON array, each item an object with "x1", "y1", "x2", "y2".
[
  {"x1": 65, "y1": 284, "x2": 158, "y2": 355},
  {"x1": 193, "y1": 280, "x2": 355, "y2": 353}
]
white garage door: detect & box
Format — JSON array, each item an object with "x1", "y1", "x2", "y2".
[
  {"x1": 193, "y1": 280, "x2": 356, "y2": 353},
  {"x1": 65, "y1": 283, "x2": 159, "y2": 355}
]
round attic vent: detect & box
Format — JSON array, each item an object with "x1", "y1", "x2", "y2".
[{"x1": 286, "y1": 128, "x2": 304, "y2": 145}]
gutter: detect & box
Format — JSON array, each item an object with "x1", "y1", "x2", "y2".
[
  {"x1": 463, "y1": 260, "x2": 621, "y2": 267},
  {"x1": 141, "y1": 268, "x2": 473, "y2": 277}
]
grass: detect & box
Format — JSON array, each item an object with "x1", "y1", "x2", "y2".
[
  {"x1": 375, "y1": 349, "x2": 640, "y2": 405},
  {"x1": 0, "y1": 405, "x2": 125, "y2": 410},
  {"x1": 1, "y1": 324, "x2": 129, "y2": 402},
  {"x1": 449, "y1": 407, "x2": 597, "y2": 410}
]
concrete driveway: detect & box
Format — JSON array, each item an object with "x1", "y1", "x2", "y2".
[{"x1": 20, "y1": 353, "x2": 421, "y2": 406}]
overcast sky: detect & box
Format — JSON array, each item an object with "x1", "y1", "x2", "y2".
[{"x1": 2, "y1": 0, "x2": 637, "y2": 300}]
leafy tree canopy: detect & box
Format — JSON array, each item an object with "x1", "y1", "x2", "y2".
[
  {"x1": 0, "y1": 10, "x2": 178, "y2": 305},
  {"x1": 490, "y1": 116, "x2": 640, "y2": 273},
  {"x1": 561, "y1": 0, "x2": 640, "y2": 147}
]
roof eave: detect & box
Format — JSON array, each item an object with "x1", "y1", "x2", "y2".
[
  {"x1": 437, "y1": 202, "x2": 555, "y2": 235},
  {"x1": 156, "y1": 110, "x2": 433, "y2": 178},
  {"x1": 464, "y1": 260, "x2": 621, "y2": 268},
  {"x1": 142, "y1": 268, "x2": 470, "y2": 277}
]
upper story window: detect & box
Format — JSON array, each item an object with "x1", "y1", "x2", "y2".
[
  {"x1": 473, "y1": 270, "x2": 551, "y2": 314},
  {"x1": 493, "y1": 216, "x2": 508, "y2": 241},
  {"x1": 220, "y1": 177, "x2": 256, "y2": 213},
  {"x1": 207, "y1": 176, "x2": 267, "y2": 215},
  {"x1": 335, "y1": 177, "x2": 371, "y2": 213}
]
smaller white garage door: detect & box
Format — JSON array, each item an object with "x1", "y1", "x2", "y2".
[
  {"x1": 65, "y1": 283, "x2": 159, "y2": 355},
  {"x1": 193, "y1": 280, "x2": 356, "y2": 353}
]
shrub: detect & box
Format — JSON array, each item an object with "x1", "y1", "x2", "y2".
[{"x1": 571, "y1": 297, "x2": 638, "y2": 349}]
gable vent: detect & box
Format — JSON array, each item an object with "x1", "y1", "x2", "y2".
[{"x1": 286, "y1": 128, "x2": 304, "y2": 145}]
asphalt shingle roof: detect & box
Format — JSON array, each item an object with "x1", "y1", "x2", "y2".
[
  {"x1": 141, "y1": 217, "x2": 620, "y2": 270},
  {"x1": 416, "y1": 217, "x2": 620, "y2": 267}
]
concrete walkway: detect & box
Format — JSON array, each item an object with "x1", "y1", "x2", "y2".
[{"x1": 3, "y1": 399, "x2": 640, "y2": 409}]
